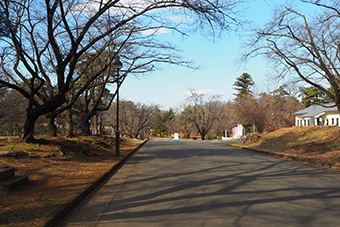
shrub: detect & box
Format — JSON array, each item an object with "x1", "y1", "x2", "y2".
[{"x1": 206, "y1": 134, "x2": 218, "y2": 140}]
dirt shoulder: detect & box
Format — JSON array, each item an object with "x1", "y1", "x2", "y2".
[
  {"x1": 0, "y1": 136, "x2": 144, "y2": 227},
  {"x1": 230, "y1": 126, "x2": 340, "y2": 170}
]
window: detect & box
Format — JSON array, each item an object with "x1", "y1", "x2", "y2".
[{"x1": 332, "y1": 118, "x2": 335, "y2": 126}]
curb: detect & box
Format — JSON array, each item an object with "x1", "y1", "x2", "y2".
[
  {"x1": 229, "y1": 144, "x2": 340, "y2": 170},
  {"x1": 44, "y1": 140, "x2": 148, "y2": 227}
]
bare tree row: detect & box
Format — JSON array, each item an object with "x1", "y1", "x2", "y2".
[{"x1": 0, "y1": 0, "x2": 244, "y2": 142}]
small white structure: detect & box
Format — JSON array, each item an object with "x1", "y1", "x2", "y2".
[
  {"x1": 293, "y1": 103, "x2": 339, "y2": 126},
  {"x1": 232, "y1": 124, "x2": 244, "y2": 139},
  {"x1": 173, "y1": 133, "x2": 179, "y2": 141},
  {"x1": 222, "y1": 130, "x2": 230, "y2": 140}
]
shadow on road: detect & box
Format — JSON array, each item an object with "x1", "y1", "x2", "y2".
[{"x1": 62, "y1": 140, "x2": 340, "y2": 227}]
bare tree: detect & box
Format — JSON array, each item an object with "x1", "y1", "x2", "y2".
[
  {"x1": 178, "y1": 105, "x2": 195, "y2": 138},
  {"x1": 233, "y1": 93, "x2": 272, "y2": 133},
  {"x1": 105, "y1": 101, "x2": 157, "y2": 139},
  {"x1": 233, "y1": 85, "x2": 300, "y2": 133},
  {"x1": 210, "y1": 104, "x2": 229, "y2": 137},
  {"x1": 186, "y1": 90, "x2": 224, "y2": 140},
  {"x1": 271, "y1": 85, "x2": 301, "y2": 127},
  {"x1": 70, "y1": 38, "x2": 182, "y2": 137},
  {"x1": 0, "y1": 88, "x2": 27, "y2": 135},
  {"x1": 242, "y1": 1, "x2": 340, "y2": 113},
  {"x1": 70, "y1": 51, "x2": 117, "y2": 136},
  {"x1": 0, "y1": 0, "x2": 244, "y2": 142}
]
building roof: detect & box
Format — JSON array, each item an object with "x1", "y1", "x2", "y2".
[{"x1": 293, "y1": 103, "x2": 338, "y2": 118}]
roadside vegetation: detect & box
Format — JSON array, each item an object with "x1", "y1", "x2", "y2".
[
  {"x1": 237, "y1": 127, "x2": 340, "y2": 169},
  {"x1": 0, "y1": 136, "x2": 143, "y2": 227}
]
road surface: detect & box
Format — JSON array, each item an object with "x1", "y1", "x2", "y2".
[{"x1": 59, "y1": 140, "x2": 340, "y2": 227}]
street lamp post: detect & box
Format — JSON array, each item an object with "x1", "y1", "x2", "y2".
[{"x1": 112, "y1": 55, "x2": 123, "y2": 157}]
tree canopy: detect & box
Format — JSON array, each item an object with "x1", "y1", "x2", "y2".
[
  {"x1": 242, "y1": 1, "x2": 340, "y2": 113},
  {"x1": 0, "y1": 0, "x2": 245, "y2": 142},
  {"x1": 185, "y1": 90, "x2": 223, "y2": 140},
  {"x1": 233, "y1": 73, "x2": 255, "y2": 99},
  {"x1": 300, "y1": 87, "x2": 333, "y2": 108}
]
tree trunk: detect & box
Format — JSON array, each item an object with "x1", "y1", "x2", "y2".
[
  {"x1": 80, "y1": 116, "x2": 91, "y2": 135},
  {"x1": 99, "y1": 111, "x2": 102, "y2": 135},
  {"x1": 93, "y1": 112, "x2": 98, "y2": 135},
  {"x1": 19, "y1": 93, "x2": 67, "y2": 143},
  {"x1": 200, "y1": 132, "x2": 206, "y2": 140},
  {"x1": 13, "y1": 124, "x2": 16, "y2": 136},
  {"x1": 65, "y1": 109, "x2": 75, "y2": 138},
  {"x1": 20, "y1": 115, "x2": 38, "y2": 142},
  {"x1": 46, "y1": 114, "x2": 57, "y2": 137},
  {"x1": 186, "y1": 131, "x2": 191, "y2": 138}
]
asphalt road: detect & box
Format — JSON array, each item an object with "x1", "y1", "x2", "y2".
[{"x1": 59, "y1": 140, "x2": 340, "y2": 227}]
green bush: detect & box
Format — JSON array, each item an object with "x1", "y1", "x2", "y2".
[
  {"x1": 206, "y1": 134, "x2": 218, "y2": 140},
  {"x1": 0, "y1": 123, "x2": 21, "y2": 136},
  {"x1": 34, "y1": 127, "x2": 47, "y2": 136}
]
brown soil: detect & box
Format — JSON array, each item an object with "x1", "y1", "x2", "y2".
[{"x1": 0, "y1": 136, "x2": 144, "y2": 227}]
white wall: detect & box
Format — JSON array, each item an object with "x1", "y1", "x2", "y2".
[
  {"x1": 325, "y1": 112, "x2": 340, "y2": 126},
  {"x1": 295, "y1": 112, "x2": 340, "y2": 126}
]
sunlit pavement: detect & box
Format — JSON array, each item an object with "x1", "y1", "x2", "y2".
[{"x1": 59, "y1": 140, "x2": 340, "y2": 227}]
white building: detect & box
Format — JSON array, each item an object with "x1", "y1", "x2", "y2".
[
  {"x1": 232, "y1": 124, "x2": 244, "y2": 139},
  {"x1": 293, "y1": 103, "x2": 339, "y2": 126}
]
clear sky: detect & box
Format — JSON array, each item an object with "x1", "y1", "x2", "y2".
[{"x1": 118, "y1": 0, "x2": 304, "y2": 110}]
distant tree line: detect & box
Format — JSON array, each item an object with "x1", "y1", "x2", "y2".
[{"x1": 1, "y1": 69, "x2": 335, "y2": 139}]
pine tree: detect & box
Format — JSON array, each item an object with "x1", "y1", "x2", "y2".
[
  {"x1": 271, "y1": 85, "x2": 289, "y2": 105},
  {"x1": 233, "y1": 73, "x2": 255, "y2": 100},
  {"x1": 153, "y1": 108, "x2": 175, "y2": 137},
  {"x1": 300, "y1": 87, "x2": 333, "y2": 108}
]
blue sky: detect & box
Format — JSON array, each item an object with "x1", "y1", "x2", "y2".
[{"x1": 119, "y1": 0, "x2": 303, "y2": 110}]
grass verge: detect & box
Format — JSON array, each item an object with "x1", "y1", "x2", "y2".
[{"x1": 231, "y1": 126, "x2": 340, "y2": 169}]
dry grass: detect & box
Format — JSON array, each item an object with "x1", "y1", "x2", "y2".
[
  {"x1": 240, "y1": 126, "x2": 340, "y2": 166},
  {"x1": 0, "y1": 136, "x2": 143, "y2": 227}
]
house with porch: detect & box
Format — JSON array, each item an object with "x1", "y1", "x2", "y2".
[{"x1": 293, "y1": 103, "x2": 339, "y2": 126}]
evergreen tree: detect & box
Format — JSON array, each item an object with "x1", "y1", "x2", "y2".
[
  {"x1": 233, "y1": 73, "x2": 255, "y2": 100},
  {"x1": 163, "y1": 108, "x2": 175, "y2": 122},
  {"x1": 300, "y1": 87, "x2": 333, "y2": 108},
  {"x1": 153, "y1": 108, "x2": 175, "y2": 137},
  {"x1": 153, "y1": 115, "x2": 166, "y2": 137},
  {"x1": 271, "y1": 85, "x2": 289, "y2": 105}
]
